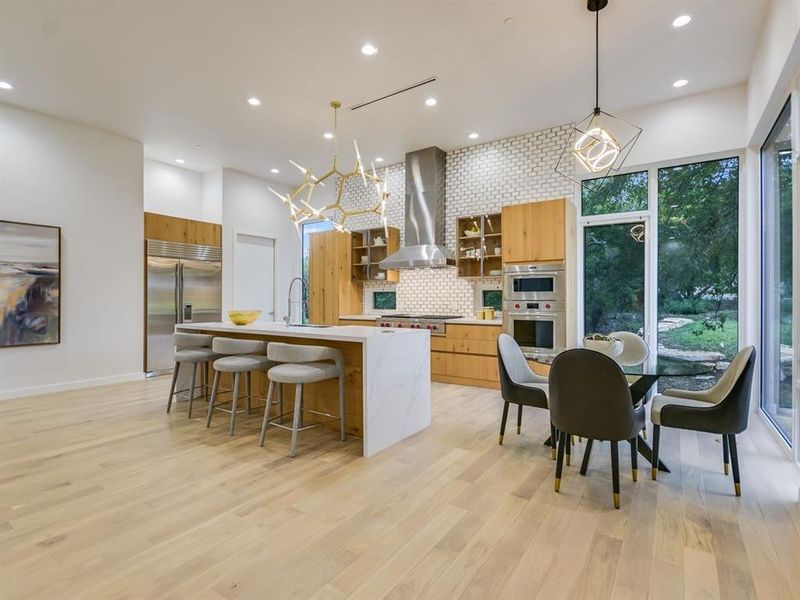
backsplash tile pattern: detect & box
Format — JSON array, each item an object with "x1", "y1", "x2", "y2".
[{"x1": 339, "y1": 124, "x2": 575, "y2": 315}]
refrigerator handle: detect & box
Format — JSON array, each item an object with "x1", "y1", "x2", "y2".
[
  {"x1": 174, "y1": 264, "x2": 180, "y2": 324},
  {"x1": 178, "y1": 263, "x2": 185, "y2": 323}
]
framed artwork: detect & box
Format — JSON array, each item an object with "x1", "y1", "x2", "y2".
[{"x1": 0, "y1": 220, "x2": 61, "y2": 347}]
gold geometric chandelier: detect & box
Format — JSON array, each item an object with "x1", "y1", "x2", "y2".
[{"x1": 268, "y1": 100, "x2": 390, "y2": 236}]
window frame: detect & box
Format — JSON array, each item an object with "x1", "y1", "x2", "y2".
[{"x1": 575, "y1": 150, "x2": 746, "y2": 386}]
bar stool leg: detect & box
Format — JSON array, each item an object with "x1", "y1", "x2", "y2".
[
  {"x1": 204, "y1": 361, "x2": 209, "y2": 401},
  {"x1": 339, "y1": 374, "x2": 346, "y2": 442},
  {"x1": 278, "y1": 384, "x2": 284, "y2": 423},
  {"x1": 230, "y1": 373, "x2": 240, "y2": 436},
  {"x1": 299, "y1": 385, "x2": 305, "y2": 428},
  {"x1": 259, "y1": 380, "x2": 275, "y2": 447},
  {"x1": 246, "y1": 372, "x2": 252, "y2": 415},
  {"x1": 290, "y1": 383, "x2": 303, "y2": 457},
  {"x1": 206, "y1": 370, "x2": 220, "y2": 428},
  {"x1": 188, "y1": 362, "x2": 198, "y2": 418},
  {"x1": 167, "y1": 362, "x2": 181, "y2": 413}
]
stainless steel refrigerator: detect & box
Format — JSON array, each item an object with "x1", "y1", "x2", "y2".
[{"x1": 146, "y1": 240, "x2": 222, "y2": 376}]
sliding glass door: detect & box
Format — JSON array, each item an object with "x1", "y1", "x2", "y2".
[{"x1": 761, "y1": 100, "x2": 794, "y2": 444}]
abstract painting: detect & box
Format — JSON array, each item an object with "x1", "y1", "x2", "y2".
[{"x1": 0, "y1": 221, "x2": 61, "y2": 347}]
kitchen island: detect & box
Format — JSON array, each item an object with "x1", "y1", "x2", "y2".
[{"x1": 176, "y1": 321, "x2": 431, "y2": 457}]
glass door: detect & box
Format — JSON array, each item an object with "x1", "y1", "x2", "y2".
[{"x1": 761, "y1": 100, "x2": 794, "y2": 444}]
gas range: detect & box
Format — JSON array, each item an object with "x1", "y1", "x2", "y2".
[{"x1": 378, "y1": 314, "x2": 462, "y2": 336}]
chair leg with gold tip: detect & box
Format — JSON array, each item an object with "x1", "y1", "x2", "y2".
[
  {"x1": 610, "y1": 440, "x2": 620, "y2": 509},
  {"x1": 629, "y1": 437, "x2": 638, "y2": 482},
  {"x1": 565, "y1": 433, "x2": 571, "y2": 466},
  {"x1": 550, "y1": 423, "x2": 557, "y2": 459},
  {"x1": 555, "y1": 430, "x2": 567, "y2": 492},
  {"x1": 651, "y1": 424, "x2": 661, "y2": 480},
  {"x1": 723, "y1": 434, "x2": 730, "y2": 475},
  {"x1": 728, "y1": 434, "x2": 741, "y2": 496},
  {"x1": 517, "y1": 404, "x2": 522, "y2": 435},
  {"x1": 499, "y1": 401, "x2": 510, "y2": 445}
]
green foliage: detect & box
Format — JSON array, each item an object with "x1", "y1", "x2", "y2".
[
  {"x1": 582, "y1": 171, "x2": 648, "y2": 216},
  {"x1": 660, "y1": 316, "x2": 739, "y2": 361}
]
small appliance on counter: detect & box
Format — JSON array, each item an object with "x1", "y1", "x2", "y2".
[{"x1": 503, "y1": 262, "x2": 566, "y2": 356}]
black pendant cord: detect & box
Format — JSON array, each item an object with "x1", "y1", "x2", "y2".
[{"x1": 594, "y1": 8, "x2": 600, "y2": 114}]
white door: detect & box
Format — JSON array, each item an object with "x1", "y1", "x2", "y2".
[{"x1": 233, "y1": 233, "x2": 276, "y2": 320}]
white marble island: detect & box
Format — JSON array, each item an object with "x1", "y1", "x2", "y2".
[{"x1": 176, "y1": 321, "x2": 431, "y2": 457}]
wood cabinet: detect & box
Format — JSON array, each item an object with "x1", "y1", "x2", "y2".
[
  {"x1": 431, "y1": 323, "x2": 502, "y2": 389},
  {"x1": 350, "y1": 227, "x2": 400, "y2": 282},
  {"x1": 308, "y1": 231, "x2": 363, "y2": 325},
  {"x1": 144, "y1": 212, "x2": 222, "y2": 247},
  {"x1": 455, "y1": 213, "x2": 502, "y2": 278},
  {"x1": 501, "y1": 198, "x2": 566, "y2": 264}
]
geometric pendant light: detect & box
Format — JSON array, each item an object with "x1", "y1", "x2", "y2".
[{"x1": 555, "y1": 0, "x2": 642, "y2": 183}]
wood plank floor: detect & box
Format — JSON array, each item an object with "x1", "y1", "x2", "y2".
[{"x1": 1, "y1": 377, "x2": 800, "y2": 599}]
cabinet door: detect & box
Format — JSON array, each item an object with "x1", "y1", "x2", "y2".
[
  {"x1": 532, "y1": 199, "x2": 565, "y2": 261},
  {"x1": 502, "y1": 199, "x2": 565, "y2": 263},
  {"x1": 308, "y1": 232, "x2": 326, "y2": 324},
  {"x1": 501, "y1": 203, "x2": 536, "y2": 263}
]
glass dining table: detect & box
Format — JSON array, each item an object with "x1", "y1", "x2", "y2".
[{"x1": 526, "y1": 352, "x2": 714, "y2": 473}]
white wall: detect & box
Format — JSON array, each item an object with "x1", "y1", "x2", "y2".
[
  {"x1": 143, "y1": 158, "x2": 224, "y2": 223},
  {"x1": 623, "y1": 84, "x2": 747, "y2": 168},
  {"x1": 0, "y1": 103, "x2": 144, "y2": 399},
  {"x1": 220, "y1": 168, "x2": 300, "y2": 321},
  {"x1": 202, "y1": 168, "x2": 223, "y2": 224},
  {"x1": 747, "y1": 0, "x2": 800, "y2": 144}
]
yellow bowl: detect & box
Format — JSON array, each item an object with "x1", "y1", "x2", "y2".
[{"x1": 228, "y1": 310, "x2": 262, "y2": 326}]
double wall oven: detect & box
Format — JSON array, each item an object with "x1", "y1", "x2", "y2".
[{"x1": 503, "y1": 262, "x2": 566, "y2": 357}]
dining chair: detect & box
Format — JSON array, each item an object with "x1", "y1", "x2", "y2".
[
  {"x1": 497, "y1": 334, "x2": 555, "y2": 457},
  {"x1": 650, "y1": 346, "x2": 755, "y2": 496},
  {"x1": 549, "y1": 348, "x2": 646, "y2": 509},
  {"x1": 608, "y1": 331, "x2": 649, "y2": 367}
]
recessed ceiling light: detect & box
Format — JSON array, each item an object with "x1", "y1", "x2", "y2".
[
  {"x1": 375, "y1": 157, "x2": 384, "y2": 163},
  {"x1": 247, "y1": 97, "x2": 261, "y2": 106},
  {"x1": 0, "y1": 80, "x2": 13, "y2": 90},
  {"x1": 323, "y1": 132, "x2": 334, "y2": 139},
  {"x1": 175, "y1": 158, "x2": 185, "y2": 164},
  {"x1": 673, "y1": 79, "x2": 689, "y2": 88},
  {"x1": 672, "y1": 15, "x2": 691, "y2": 27},
  {"x1": 425, "y1": 97, "x2": 437, "y2": 107},
  {"x1": 468, "y1": 132, "x2": 479, "y2": 140},
  {"x1": 270, "y1": 168, "x2": 280, "y2": 174},
  {"x1": 361, "y1": 43, "x2": 378, "y2": 56}
]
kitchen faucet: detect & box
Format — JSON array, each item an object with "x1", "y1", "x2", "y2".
[{"x1": 285, "y1": 276, "x2": 307, "y2": 325}]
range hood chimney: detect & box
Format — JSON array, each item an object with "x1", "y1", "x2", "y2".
[{"x1": 379, "y1": 146, "x2": 455, "y2": 269}]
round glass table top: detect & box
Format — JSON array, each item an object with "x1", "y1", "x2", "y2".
[{"x1": 525, "y1": 351, "x2": 714, "y2": 377}]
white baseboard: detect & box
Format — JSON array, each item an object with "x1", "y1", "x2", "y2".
[{"x1": 0, "y1": 372, "x2": 145, "y2": 401}]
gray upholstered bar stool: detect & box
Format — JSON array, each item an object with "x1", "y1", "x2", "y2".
[
  {"x1": 206, "y1": 337, "x2": 273, "y2": 435},
  {"x1": 167, "y1": 333, "x2": 217, "y2": 418},
  {"x1": 259, "y1": 342, "x2": 345, "y2": 457}
]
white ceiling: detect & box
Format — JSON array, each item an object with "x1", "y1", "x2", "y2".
[{"x1": 0, "y1": 1, "x2": 769, "y2": 184}]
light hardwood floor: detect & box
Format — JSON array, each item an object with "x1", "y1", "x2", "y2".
[{"x1": 2, "y1": 377, "x2": 800, "y2": 600}]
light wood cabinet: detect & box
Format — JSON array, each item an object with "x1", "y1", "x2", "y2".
[
  {"x1": 431, "y1": 323, "x2": 502, "y2": 389},
  {"x1": 455, "y1": 213, "x2": 502, "y2": 278},
  {"x1": 308, "y1": 231, "x2": 363, "y2": 325},
  {"x1": 144, "y1": 212, "x2": 222, "y2": 247},
  {"x1": 501, "y1": 198, "x2": 566, "y2": 264}
]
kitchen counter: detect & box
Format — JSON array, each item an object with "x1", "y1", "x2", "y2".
[
  {"x1": 177, "y1": 321, "x2": 431, "y2": 457},
  {"x1": 447, "y1": 318, "x2": 502, "y2": 326},
  {"x1": 338, "y1": 314, "x2": 379, "y2": 322}
]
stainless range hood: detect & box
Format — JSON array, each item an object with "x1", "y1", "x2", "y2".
[{"x1": 379, "y1": 146, "x2": 455, "y2": 269}]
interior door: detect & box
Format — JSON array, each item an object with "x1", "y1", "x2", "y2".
[
  {"x1": 146, "y1": 257, "x2": 179, "y2": 373},
  {"x1": 233, "y1": 233, "x2": 276, "y2": 320},
  {"x1": 180, "y1": 259, "x2": 222, "y2": 325}
]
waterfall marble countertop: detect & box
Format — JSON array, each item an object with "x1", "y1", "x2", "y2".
[
  {"x1": 339, "y1": 314, "x2": 502, "y2": 326},
  {"x1": 176, "y1": 320, "x2": 431, "y2": 457}
]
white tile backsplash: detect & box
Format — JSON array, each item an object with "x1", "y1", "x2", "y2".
[{"x1": 339, "y1": 124, "x2": 575, "y2": 315}]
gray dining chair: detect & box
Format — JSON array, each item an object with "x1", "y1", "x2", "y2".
[
  {"x1": 549, "y1": 348, "x2": 646, "y2": 509},
  {"x1": 497, "y1": 334, "x2": 554, "y2": 455},
  {"x1": 650, "y1": 346, "x2": 755, "y2": 496}
]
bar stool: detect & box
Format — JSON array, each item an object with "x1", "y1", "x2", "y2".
[
  {"x1": 206, "y1": 337, "x2": 273, "y2": 435},
  {"x1": 259, "y1": 342, "x2": 345, "y2": 457},
  {"x1": 167, "y1": 333, "x2": 217, "y2": 418}
]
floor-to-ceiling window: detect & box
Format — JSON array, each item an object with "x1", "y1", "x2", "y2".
[
  {"x1": 580, "y1": 156, "x2": 740, "y2": 391},
  {"x1": 761, "y1": 100, "x2": 794, "y2": 444}
]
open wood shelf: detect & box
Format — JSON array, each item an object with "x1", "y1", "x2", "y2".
[
  {"x1": 350, "y1": 227, "x2": 400, "y2": 283},
  {"x1": 455, "y1": 213, "x2": 502, "y2": 279}
]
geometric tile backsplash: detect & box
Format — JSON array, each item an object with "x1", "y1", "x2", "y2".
[{"x1": 341, "y1": 123, "x2": 575, "y2": 315}]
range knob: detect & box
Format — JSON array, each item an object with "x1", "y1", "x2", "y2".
[
  {"x1": 515, "y1": 303, "x2": 520, "y2": 309},
  {"x1": 545, "y1": 304, "x2": 551, "y2": 309}
]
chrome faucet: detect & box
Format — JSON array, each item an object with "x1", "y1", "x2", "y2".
[{"x1": 285, "y1": 276, "x2": 307, "y2": 325}]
